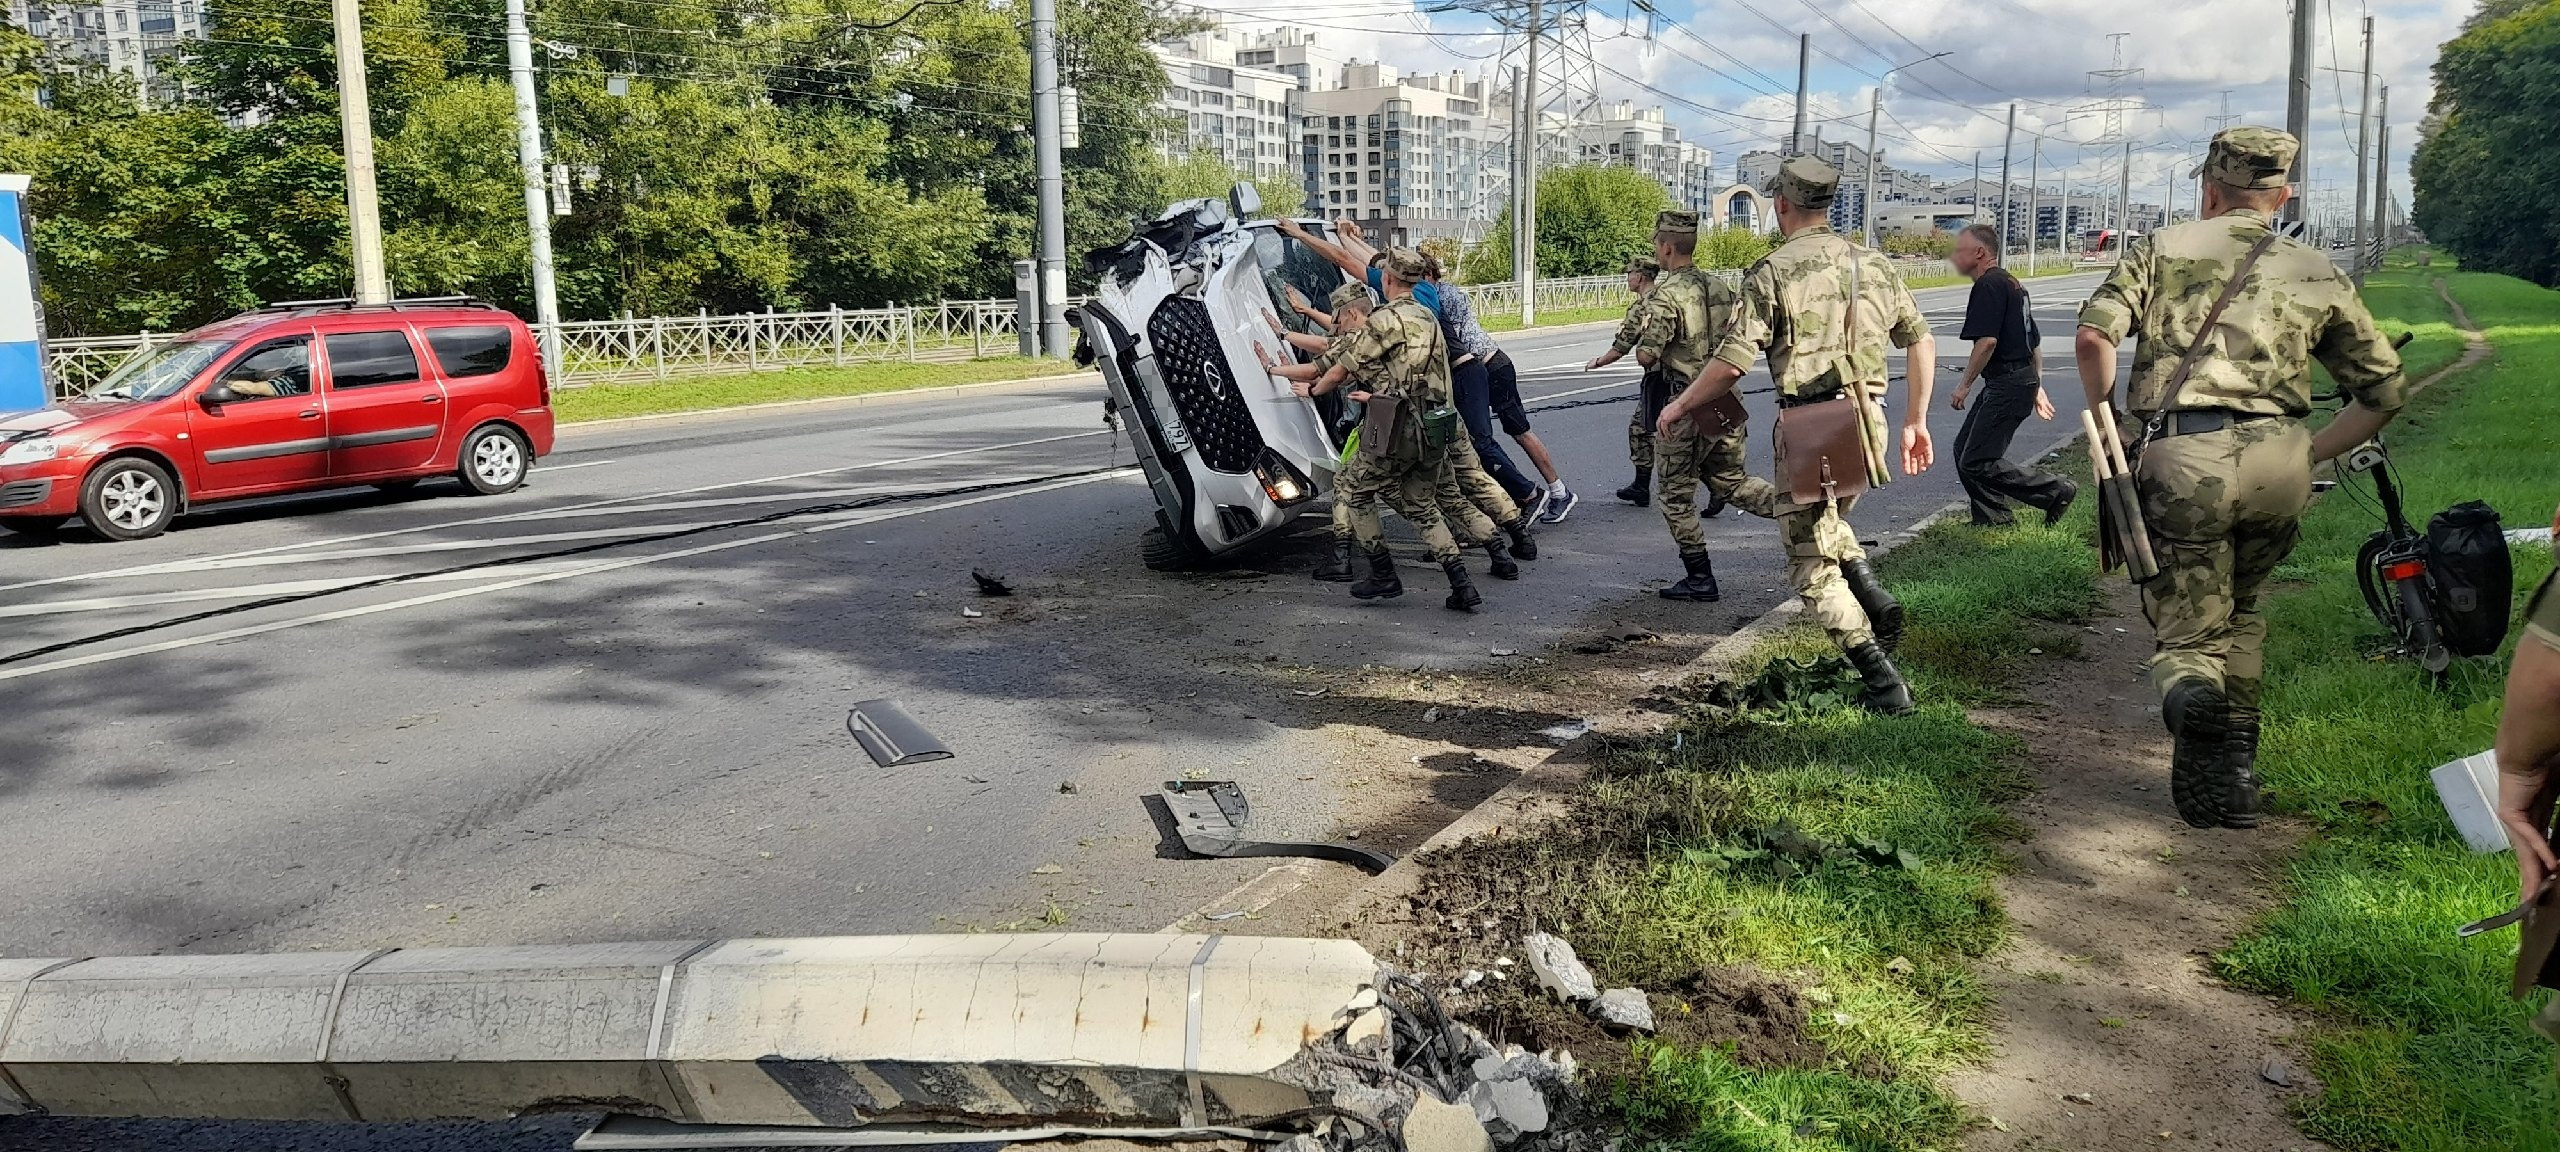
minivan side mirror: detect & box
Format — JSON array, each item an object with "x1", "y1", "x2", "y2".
[{"x1": 198, "y1": 383, "x2": 239, "y2": 407}]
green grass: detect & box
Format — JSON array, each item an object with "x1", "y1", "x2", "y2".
[
  {"x1": 2213, "y1": 256, "x2": 2560, "y2": 1150},
  {"x1": 549, "y1": 357, "x2": 1075, "y2": 423},
  {"x1": 1480, "y1": 303, "x2": 1630, "y2": 332},
  {"x1": 1420, "y1": 507, "x2": 2101, "y2": 1150}
]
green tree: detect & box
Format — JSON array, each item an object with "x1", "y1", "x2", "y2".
[
  {"x1": 1694, "y1": 225, "x2": 1776, "y2": 270},
  {"x1": 1462, "y1": 164, "x2": 1673, "y2": 281},
  {"x1": 2412, "y1": 0, "x2": 2560, "y2": 286},
  {"x1": 1150, "y1": 149, "x2": 1300, "y2": 218}
]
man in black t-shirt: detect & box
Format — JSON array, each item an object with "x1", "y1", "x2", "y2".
[{"x1": 1948, "y1": 224, "x2": 2077, "y2": 526}]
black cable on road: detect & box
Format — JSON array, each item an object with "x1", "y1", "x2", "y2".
[{"x1": 0, "y1": 465, "x2": 1132, "y2": 669}]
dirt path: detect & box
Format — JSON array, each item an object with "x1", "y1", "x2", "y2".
[{"x1": 1950, "y1": 587, "x2": 2327, "y2": 1150}]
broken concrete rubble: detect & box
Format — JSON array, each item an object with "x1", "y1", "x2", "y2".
[
  {"x1": 1589, "y1": 988, "x2": 1654, "y2": 1033},
  {"x1": 1521, "y1": 933, "x2": 1597, "y2": 1003}
]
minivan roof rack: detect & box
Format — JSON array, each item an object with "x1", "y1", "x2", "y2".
[{"x1": 252, "y1": 296, "x2": 500, "y2": 315}]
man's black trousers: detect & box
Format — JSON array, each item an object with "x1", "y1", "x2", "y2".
[{"x1": 1954, "y1": 362, "x2": 2072, "y2": 525}]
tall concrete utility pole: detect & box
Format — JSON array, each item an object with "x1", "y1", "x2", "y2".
[
  {"x1": 2025, "y1": 136, "x2": 2040, "y2": 269},
  {"x1": 1789, "y1": 33, "x2": 1809, "y2": 156},
  {"x1": 1510, "y1": 68, "x2": 1525, "y2": 286},
  {"x1": 1520, "y1": 0, "x2": 1541, "y2": 324},
  {"x1": 1862, "y1": 84, "x2": 1880, "y2": 247},
  {"x1": 330, "y1": 0, "x2": 390, "y2": 304},
  {"x1": 2117, "y1": 139, "x2": 2132, "y2": 242},
  {"x1": 2371, "y1": 85, "x2": 2390, "y2": 253},
  {"x1": 504, "y1": 0, "x2": 562, "y2": 372},
  {"x1": 1998, "y1": 102, "x2": 2015, "y2": 256},
  {"x1": 1029, "y1": 0, "x2": 1069, "y2": 357},
  {"x1": 2284, "y1": 0, "x2": 2314, "y2": 227},
  {"x1": 2351, "y1": 13, "x2": 2374, "y2": 277}
]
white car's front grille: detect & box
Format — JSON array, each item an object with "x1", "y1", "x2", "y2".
[{"x1": 1145, "y1": 298, "x2": 1264, "y2": 475}]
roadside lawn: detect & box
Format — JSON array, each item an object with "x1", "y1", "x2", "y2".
[
  {"x1": 550, "y1": 357, "x2": 1078, "y2": 424},
  {"x1": 2216, "y1": 256, "x2": 2560, "y2": 1150},
  {"x1": 1389, "y1": 498, "x2": 2102, "y2": 1150}
]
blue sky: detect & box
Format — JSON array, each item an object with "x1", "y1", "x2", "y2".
[{"x1": 1199, "y1": 0, "x2": 2471, "y2": 221}]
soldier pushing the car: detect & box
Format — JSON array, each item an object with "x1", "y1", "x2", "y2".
[
  {"x1": 2073, "y1": 126, "x2": 2407, "y2": 829},
  {"x1": 1660, "y1": 156, "x2": 1936, "y2": 715},
  {"x1": 1263, "y1": 248, "x2": 1483, "y2": 612}
]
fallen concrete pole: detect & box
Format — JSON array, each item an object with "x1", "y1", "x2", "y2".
[{"x1": 0, "y1": 934, "x2": 1377, "y2": 1130}]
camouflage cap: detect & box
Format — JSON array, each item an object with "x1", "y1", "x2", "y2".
[
  {"x1": 1328, "y1": 281, "x2": 1374, "y2": 311},
  {"x1": 1765, "y1": 154, "x2": 1841, "y2": 209},
  {"x1": 2192, "y1": 126, "x2": 2298, "y2": 190},
  {"x1": 1654, "y1": 210, "x2": 1700, "y2": 237},
  {"x1": 1381, "y1": 246, "x2": 1431, "y2": 281},
  {"x1": 1624, "y1": 253, "x2": 1661, "y2": 276}
]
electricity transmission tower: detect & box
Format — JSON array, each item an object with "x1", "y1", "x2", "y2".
[
  {"x1": 2072, "y1": 32, "x2": 2147, "y2": 234},
  {"x1": 1461, "y1": 0, "x2": 1605, "y2": 320}
]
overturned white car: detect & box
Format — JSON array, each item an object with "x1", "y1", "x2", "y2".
[{"x1": 1073, "y1": 186, "x2": 1354, "y2": 570}]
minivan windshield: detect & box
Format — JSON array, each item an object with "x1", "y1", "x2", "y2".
[{"x1": 85, "y1": 340, "x2": 234, "y2": 402}]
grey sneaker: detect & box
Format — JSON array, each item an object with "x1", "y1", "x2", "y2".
[
  {"x1": 1521, "y1": 486, "x2": 1551, "y2": 523},
  {"x1": 1537, "y1": 484, "x2": 1578, "y2": 524}
]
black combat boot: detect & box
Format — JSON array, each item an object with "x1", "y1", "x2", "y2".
[
  {"x1": 1312, "y1": 538, "x2": 1355, "y2": 582},
  {"x1": 1702, "y1": 487, "x2": 1727, "y2": 518},
  {"x1": 2163, "y1": 678, "x2": 2232, "y2": 829},
  {"x1": 1441, "y1": 559, "x2": 1483, "y2": 612},
  {"x1": 2221, "y1": 704, "x2": 2263, "y2": 829},
  {"x1": 1616, "y1": 468, "x2": 1652, "y2": 507},
  {"x1": 1845, "y1": 640, "x2": 1916, "y2": 715},
  {"x1": 1658, "y1": 550, "x2": 1721, "y2": 601},
  {"x1": 1839, "y1": 558, "x2": 1905, "y2": 651},
  {"x1": 1483, "y1": 532, "x2": 1520, "y2": 580},
  {"x1": 1502, "y1": 517, "x2": 1539, "y2": 561},
  {"x1": 1349, "y1": 548, "x2": 1403, "y2": 601}
]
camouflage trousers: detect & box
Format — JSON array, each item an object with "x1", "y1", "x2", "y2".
[
  {"x1": 1335, "y1": 448, "x2": 1462, "y2": 563},
  {"x1": 1332, "y1": 438, "x2": 1511, "y2": 545},
  {"x1": 1655, "y1": 416, "x2": 1782, "y2": 553},
  {"x1": 1626, "y1": 407, "x2": 1653, "y2": 471},
  {"x1": 2134, "y1": 417, "x2": 2313, "y2": 707},
  {"x1": 1777, "y1": 495, "x2": 1875, "y2": 650}
]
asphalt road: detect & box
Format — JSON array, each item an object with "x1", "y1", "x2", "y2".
[{"x1": 0, "y1": 270, "x2": 2112, "y2": 1151}]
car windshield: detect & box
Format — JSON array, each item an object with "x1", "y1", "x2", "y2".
[
  {"x1": 85, "y1": 340, "x2": 233, "y2": 402},
  {"x1": 1249, "y1": 223, "x2": 1348, "y2": 335}
]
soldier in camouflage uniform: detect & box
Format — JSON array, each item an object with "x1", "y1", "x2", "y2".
[
  {"x1": 1270, "y1": 281, "x2": 1527, "y2": 584},
  {"x1": 1274, "y1": 248, "x2": 1484, "y2": 612},
  {"x1": 1664, "y1": 155, "x2": 1939, "y2": 714},
  {"x1": 1633, "y1": 210, "x2": 1790, "y2": 602},
  {"x1": 1587, "y1": 254, "x2": 1663, "y2": 506},
  {"x1": 2075, "y1": 126, "x2": 2407, "y2": 829}
]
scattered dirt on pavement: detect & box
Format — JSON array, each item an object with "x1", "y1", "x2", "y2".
[{"x1": 1951, "y1": 586, "x2": 2328, "y2": 1151}]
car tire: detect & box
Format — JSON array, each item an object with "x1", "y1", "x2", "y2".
[
  {"x1": 372, "y1": 478, "x2": 423, "y2": 492},
  {"x1": 456, "y1": 424, "x2": 531, "y2": 496},
  {"x1": 79, "y1": 457, "x2": 179, "y2": 541},
  {"x1": 1139, "y1": 524, "x2": 1209, "y2": 571},
  {"x1": 0, "y1": 515, "x2": 69, "y2": 538}
]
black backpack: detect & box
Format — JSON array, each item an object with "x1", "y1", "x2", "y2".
[{"x1": 2425, "y1": 500, "x2": 2512, "y2": 657}]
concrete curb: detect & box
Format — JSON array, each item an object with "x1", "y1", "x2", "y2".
[
  {"x1": 1319, "y1": 424, "x2": 2090, "y2": 930},
  {"x1": 557, "y1": 369, "x2": 1104, "y2": 435}
]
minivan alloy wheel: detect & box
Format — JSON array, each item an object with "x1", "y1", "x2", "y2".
[
  {"x1": 100, "y1": 469, "x2": 165, "y2": 532},
  {"x1": 472, "y1": 433, "x2": 524, "y2": 488}
]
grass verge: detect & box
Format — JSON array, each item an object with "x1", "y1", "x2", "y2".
[
  {"x1": 1387, "y1": 503, "x2": 2102, "y2": 1150},
  {"x1": 2214, "y1": 255, "x2": 2560, "y2": 1150},
  {"x1": 550, "y1": 357, "x2": 1077, "y2": 424}
]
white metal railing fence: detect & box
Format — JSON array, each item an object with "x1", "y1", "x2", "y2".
[{"x1": 41, "y1": 253, "x2": 2100, "y2": 397}]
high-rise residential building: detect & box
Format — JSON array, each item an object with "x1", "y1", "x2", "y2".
[
  {"x1": 1566, "y1": 101, "x2": 1715, "y2": 212},
  {"x1": 7, "y1": 0, "x2": 205, "y2": 104},
  {"x1": 1151, "y1": 28, "x2": 1308, "y2": 185},
  {"x1": 1735, "y1": 149, "x2": 1783, "y2": 192},
  {"x1": 1806, "y1": 138, "x2": 1928, "y2": 237},
  {"x1": 1294, "y1": 61, "x2": 1498, "y2": 247},
  {"x1": 1231, "y1": 26, "x2": 1343, "y2": 96}
]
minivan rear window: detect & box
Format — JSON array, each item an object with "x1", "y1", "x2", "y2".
[{"x1": 424, "y1": 326, "x2": 513, "y2": 379}]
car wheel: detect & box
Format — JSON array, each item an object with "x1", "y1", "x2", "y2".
[
  {"x1": 1139, "y1": 524, "x2": 1209, "y2": 571},
  {"x1": 373, "y1": 478, "x2": 423, "y2": 492},
  {"x1": 0, "y1": 515, "x2": 69, "y2": 538},
  {"x1": 79, "y1": 457, "x2": 178, "y2": 541},
  {"x1": 456, "y1": 424, "x2": 530, "y2": 495}
]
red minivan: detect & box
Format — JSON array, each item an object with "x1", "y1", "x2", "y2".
[{"x1": 0, "y1": 298, "x2": 556, "y2": 541}]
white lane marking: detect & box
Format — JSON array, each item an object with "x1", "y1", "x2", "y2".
[
  {"x1": 0, "y1": 428, "x2": 1114, "y2": 595},
  {"x1": 0, "y1": 566, "x2": 578, "y2": 619},
  {"x1": 0, "y1": 470, "x2": 1139, "y2": 683},
  {"x1": 1520, "y1": 379, "x2": 1641, "y2": 404},
  {"x1": 538, "y1": 458, "x2": 617, "y2": 471}
]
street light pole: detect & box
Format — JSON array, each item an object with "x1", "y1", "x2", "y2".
[
  {"x1": 2351, "y1": 13, "x2": 2374, "y2": 277},
  {"x1": 1029, "y1": 0, "x2": 1069, "y2": 358},
  {"x1": 1861, "y1": 52, "x2": 1949, "y2": 249},
  {"x1": 504, "y1": 0, "x2": 561, "y2": 374},
  {"x1": 330, "y1": 0, "x2": 390, "y2": 303}
]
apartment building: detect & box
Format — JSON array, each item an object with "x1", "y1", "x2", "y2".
[
  {"x1": 1295, "y1": 62, "x2": 1498, "y2": 247},
  {"x1": 7, "y1": 0, "x2": 204, "y2": 104},
  {"x1": 1151, "y1": 28, "x2": 1308, "y2": 185},
  {"x1": 1566, "y1": 101, "x2": 1715, "y2": 212}
]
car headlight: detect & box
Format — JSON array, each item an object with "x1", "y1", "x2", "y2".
[
  {"x1": 0, "y1": 435, "x2": 57, "y2": 466},
  {"x1": 1252, "y1": 448, "x2": 1315, "y2": 507}
]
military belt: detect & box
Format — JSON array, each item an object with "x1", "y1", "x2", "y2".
[
  {"x1": 2148, "y1": 409, "x2": 2278, "y2": 438},
  {"x1": 1776, "y1": 388, "x2": 1845, "y2": 410}
]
